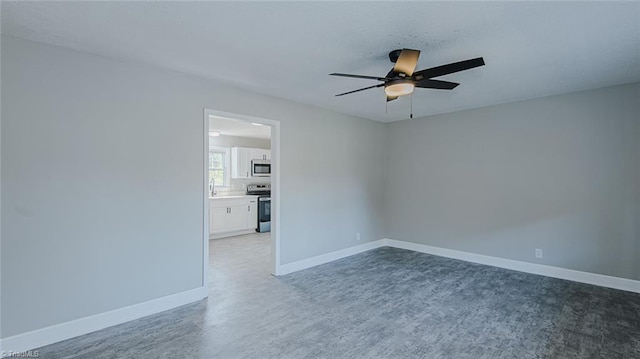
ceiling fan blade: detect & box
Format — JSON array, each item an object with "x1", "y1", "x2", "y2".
[
  {"x1": 335, "y1": 83, "x2": 384, "y2": 96},
  {"x1": 413, "y1": 57, "x2": 485, "y2": 80},
  {"x1": 393, "y1": 49, "x2": 421, "y2": 76},
  {"x1": 330, "y1": 73, "x2": 386, "y2": 81},
  {"x1": 386, "y1": 95, "x2": 398, "y2": 102},
  {"x1": 415, "y1": 79, "x2": 460, "y2": 90}
]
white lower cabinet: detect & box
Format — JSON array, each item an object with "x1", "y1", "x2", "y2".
[
  {"x1": 247, "y1": 198, "x2": 257, "y2": 229},
  {"x1": 227, "y1": 202, "x2": 247, "y2": 231},
  {"x1": 209, "y1": 206, "x2": 228, "y2": 233},
  {"x1": 210, "y1": 197, "x2": 258, "y2": 237}
]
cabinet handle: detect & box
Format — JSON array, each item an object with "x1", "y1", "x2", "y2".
[
  {"x1": 248, "y1": 205, "x2": 250, "y2": 212},
  {"x1": 246, "y1": 171, "x2": 248, "y2": 177}
]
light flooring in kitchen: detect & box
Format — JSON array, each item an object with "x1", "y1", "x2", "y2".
[{"x1": 35, "y1": 233, "x2": 640, "y2": 358}]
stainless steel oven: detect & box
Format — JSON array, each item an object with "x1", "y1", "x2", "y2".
[
  {"x1": 251, "y1": 160, "x2": 271, "y2": 177},
  {"x1": 257, "y1": 196, "x2": 271, "y2": 233},
  {"x1": 247, "y1": 183, "x2": 271, "y2": 233}
]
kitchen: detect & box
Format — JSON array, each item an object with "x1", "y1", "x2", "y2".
[{"x1": 207, "y1": 114, "x2": 272, "y2": 266}]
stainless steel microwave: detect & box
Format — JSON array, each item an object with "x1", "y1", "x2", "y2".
[{"x1": 251, "y1": 159, "x2": 271, "y2": 177}]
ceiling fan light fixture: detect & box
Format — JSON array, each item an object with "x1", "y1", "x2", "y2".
[{"x1": 384, "y1": 79, "x2": 415, "y2": 97}]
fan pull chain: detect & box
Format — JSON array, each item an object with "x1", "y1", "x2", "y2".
[{"x1": 410, "y1": 92, "x2": 413, "y2": 119}]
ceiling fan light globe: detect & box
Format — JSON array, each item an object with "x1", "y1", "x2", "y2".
[{"x1": 384, "y1": 81, "x2": 415, "y2": 97}]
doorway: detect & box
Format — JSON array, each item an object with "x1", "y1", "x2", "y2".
[{"x1": 202, "y1": 109, "x2": 281, "y2": 292}]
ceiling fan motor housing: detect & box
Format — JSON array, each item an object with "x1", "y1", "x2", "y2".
[{"x1": 388, "y1": 49, "x2": 403, "y2": 63}]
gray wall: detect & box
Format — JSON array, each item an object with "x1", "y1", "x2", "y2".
[
  {"x1": 385, "y1": 83, "x2": 640, "y2": 281},
  {"x1": 0, "y1": 36, "x2": 386, "y2": 337},
  {"x1": 0, "y1": 6, "x2": 3, "y2": 342}
]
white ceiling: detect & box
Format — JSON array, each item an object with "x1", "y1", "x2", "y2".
[
  {"x1": 2, "y1": 2, "x2": 639, "y2": 122},
  {"x1": 209, "y1": 115, "x2": 271, "y2": 140}
]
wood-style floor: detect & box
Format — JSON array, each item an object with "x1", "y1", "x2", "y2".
[{"x1": 36, "y1": 233, "x2": 640, "y2": 358}]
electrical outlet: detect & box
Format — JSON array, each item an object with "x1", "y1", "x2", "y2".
[
  {"x1": 356, "y1": 232, "x2": 361, "y2": 241},
  {"x1": 535, "y1": 248, "x2": 543, "y2": 259}
]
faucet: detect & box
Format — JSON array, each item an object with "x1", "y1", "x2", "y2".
[{"x1": 209, "y1": 179, "x2": 216, "y2": 196}]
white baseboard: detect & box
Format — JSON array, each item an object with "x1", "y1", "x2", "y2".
[
  {"x1": 278, "y1": 239, "x2": 386, "y2": 275},
  {"x1": 383, "y1": 238, "x2": 640, "y2": 294},
  {"x1": 276, "y1": 238, "x2": 640, "y2": 294},
  {"x1": 0, "y1": 286, "x2": 207, "y2": 353},
  {"x1": 5, "y1": 239, "x2": 637, "y2": 354}
]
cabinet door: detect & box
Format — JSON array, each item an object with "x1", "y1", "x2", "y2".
[
  {"x1": 247, "y1": 199, "x2": 258, "y2": 230},
  {"x1": 231, "y1": 147, "x2": 251, "y2": 178},
  {"x1": 227, "y1": 203, "x2": 248, "y2": 231},
  {"x1": 231, "y1": 147, "x2": 240, "y2": 178},
  {"x1": 250, "y1": 148, "x2": 262, "y2": 160},
  {"x1": 210, "y1": 206, "x2": 228, "y2": 234},
  {"x1": 251, "y1": 148, "x2": 270, "y2": 161}
]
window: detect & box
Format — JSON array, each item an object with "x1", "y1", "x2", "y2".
[{"x1": 209, "y1": 147, "x2": 230, "y2": 188}]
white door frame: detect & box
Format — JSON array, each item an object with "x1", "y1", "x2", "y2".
[{"x1": 202, "y1": 109, "x2": 282, "y2": 292}]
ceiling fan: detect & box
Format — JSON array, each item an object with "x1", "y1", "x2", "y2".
[{"x1": 330, "y1": 49, "x2": 485, "y2": 102}]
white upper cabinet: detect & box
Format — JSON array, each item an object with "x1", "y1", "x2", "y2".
[
  {"x1": 231, "y1": 147, "x2": 251, "y2": 179},
  {"x1": 251, "y1": 148, "x2": 271, "y2": 161},
  {"x1": 231, "y1": 147, "x2": 271, "y2": 178}
]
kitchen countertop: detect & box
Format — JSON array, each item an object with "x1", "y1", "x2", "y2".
[{"x1": 209, "y1": 194, "x2": 259, "y2": 199}]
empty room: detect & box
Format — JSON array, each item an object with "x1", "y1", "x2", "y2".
[{"x1": 1, "y1": 1, "x2": 639, "y2": 358}]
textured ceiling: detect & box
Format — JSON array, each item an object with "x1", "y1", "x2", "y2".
[{"x1": 2, "y1": 2, "x2": 639, "y2": 122}]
